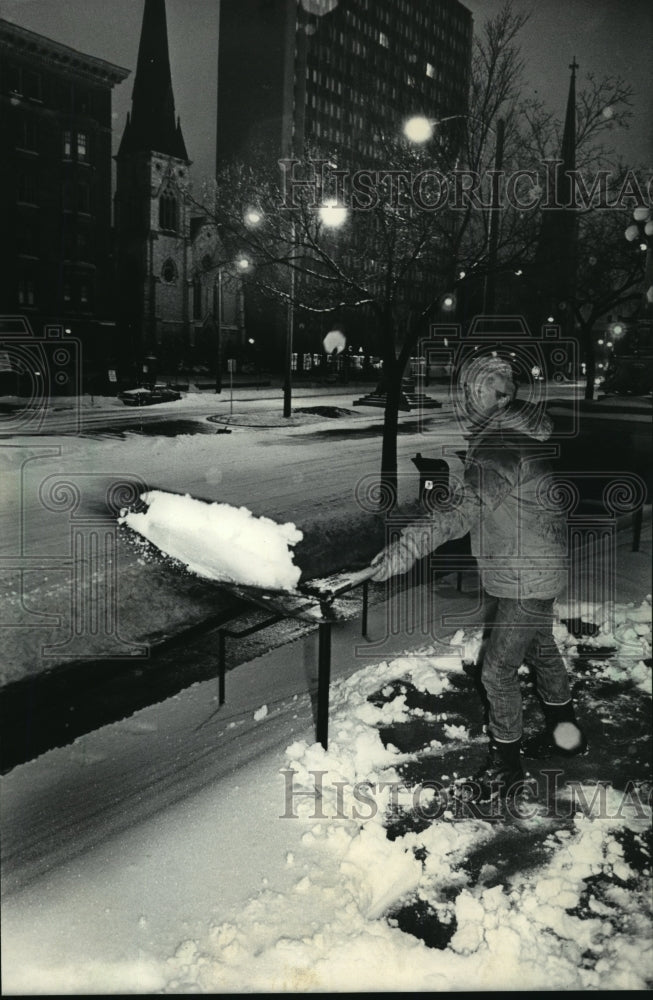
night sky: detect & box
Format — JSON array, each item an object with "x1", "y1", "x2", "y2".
[{"x1": 2, "y1": 0, "x2": 651, "y2": 186}]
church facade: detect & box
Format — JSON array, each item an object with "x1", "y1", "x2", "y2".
[{"x1": 114, "y1": 0, "x2": 244, "y2": 384}]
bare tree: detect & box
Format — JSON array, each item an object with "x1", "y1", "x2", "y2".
[
  {"x1": 574, "y1": 197, "x2": 646, "y2": 397},
  {"x1": 187, "y1": 1, "x2": 644, "y2": 503}
]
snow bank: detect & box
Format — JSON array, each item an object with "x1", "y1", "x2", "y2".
[
  {"x1": 160, "y1": 634, "x2": 651, "y2": 993},
  {"x1": 118, "y1": 490, "x2": 303, "y2": 592},
  {"x1": 554, "y1": 596, "x2": 652, "y2": 693}
]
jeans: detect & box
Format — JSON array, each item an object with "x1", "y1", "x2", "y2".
[{"x1": 479, "y1": 595, "x2": 571, "y2": 743}]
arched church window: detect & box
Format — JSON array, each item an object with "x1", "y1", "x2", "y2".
[
  {"x1": 161, "y1": 258, "x2": 177, "y2": 283},
  {"x1": 159, "y1": 190, "x2": 178, "y2": 232}
]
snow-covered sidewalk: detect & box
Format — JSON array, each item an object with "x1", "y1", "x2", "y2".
[{"x1": 2, "y1": 566, "x2": 651, "y2": 993}]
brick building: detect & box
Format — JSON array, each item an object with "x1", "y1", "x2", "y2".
[{"x1": 0, "y1": 17, "x2": 128, "y2": 389}]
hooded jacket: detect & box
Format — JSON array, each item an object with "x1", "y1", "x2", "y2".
[{"x1": 393, "y1": 398, "x2": 569, "y2": 600}]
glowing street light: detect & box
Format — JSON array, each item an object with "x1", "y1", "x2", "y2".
[
  {"x1": 403, "y1": 115, "x2": 437, "y2": 143},
  {"x1": 402, "y1": 113, "x2": 496, "y2": 144},
  {"x1": 404, "y1": 113, "x2": 503, "y2": 316},
  {"x1": 319, "y1": 199, "x2": 348, "y2": 228}
]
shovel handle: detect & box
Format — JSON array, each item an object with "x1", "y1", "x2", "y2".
[{"x1": 303, "y1": 564, "x2": 378, "y2": 601}]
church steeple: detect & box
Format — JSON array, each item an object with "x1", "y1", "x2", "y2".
[
  {"x1": 118, "y1": 0, "x2": 188, "y2": 160},
  {"x1": 559, "y1": 57, "x2": 578, "y2": 184}
]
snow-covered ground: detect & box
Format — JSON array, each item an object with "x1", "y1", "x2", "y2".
[
  {"x1": 2, "y1": 589, "x2": 651, "y2": 994},
  {"x1": 1, "y1": 387, "x2": 651, "y2": 992}
]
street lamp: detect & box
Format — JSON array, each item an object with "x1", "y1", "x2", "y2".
[
  {"x1": 247, "y1": 201, "x2": 348, "y2": 417},
  {"x1": 318, "y1": 199, "x2": 348, "y2": 229},
  {"x1": 403, "y1": 112, "x2": 505, "y2": 315},
  {"x1": 281, "y1": 200, "x2": 348, "y2": 417},
  {"x1": 402, "y1": 113, "x2": 495, "y2": 144}
]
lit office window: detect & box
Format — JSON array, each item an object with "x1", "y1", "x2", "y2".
[{"x1": 77, "y1": 131, "x2": 88, "y2": 161}]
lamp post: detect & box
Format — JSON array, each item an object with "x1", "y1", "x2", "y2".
[
  {"x1": 284, "y1": 201, "x2": 348, "y2": 416},
  {"x1": 284, "y1": 218, "x2": 296, "y2": 418},
  {"x1": 215, "y1": 265, "x2": 222, "y2": 393},
  {"x1": 244, "y1": 202, "x2": 347, "y2": 416},
  {"x1": 403, "y1": 113, "x2": 505, "y2": 315}
]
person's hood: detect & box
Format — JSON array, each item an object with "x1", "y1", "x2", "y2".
[
  {"x1": 458, "y1": 353, "x2": 553, "y2": 442},
  {"x1": 486, "y1": 399, "x2": 554, "y2": 441}
]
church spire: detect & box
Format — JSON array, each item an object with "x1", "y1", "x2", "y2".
[
  {"x1": 559, "y1": 57, "x2": 578, "y2": 183},
  {"x1": 530, "y1": 59, "x2": 579, "y2": 331},
  {"x1": 118, "y1": 0, "x2": 188, "y2": 160}
]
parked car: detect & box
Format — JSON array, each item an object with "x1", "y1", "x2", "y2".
[{"x1": 118, "y1": 383, "x2": 182, "y2": 406}]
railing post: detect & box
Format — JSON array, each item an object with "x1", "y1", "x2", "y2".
[
  {"x1": 218, "y1": 630, "x2": 226, "y2": 705},
  {"x1": 316, "y1": 622, "x2": 332, "y2": 749}
]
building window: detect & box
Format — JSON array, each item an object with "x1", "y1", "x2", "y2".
[
  {"x1": 378, "y1": 31, "x2": 389, "y2": 47},
  {"x1": 77, "y1": 131, "x2": 88, "y2": 161},
  {"x1": 426, "y1": 62, "x2": 435, "y2": 78},
  {"x1": 76, "y1": 230, "x2": 90, "y2": 260},
  {"x1": 18, "y1": 224, "x2": 39, "y2": 257},
  {"x1": 77, "y1": 182, "x2": 90, "y2": 213},
  {"x1": 63, "y1": 130, "x2": 72, "y2": 158},
  {"x1": 18, "y1": 171, "x2": 38, "y2": 204},
  {"x1": 63, "y1": 282, "x2": 72, "y2": 304},
  {"x1": 161, "y1": 258, "x2": 177, "y2": 283},
  {"x1": 18, "y1": 277, "x2": 36, "y2": 307},
  {"x1": 159, "y1": 190, "x2": 178, "y2": 231},
  {"x1": 7, "y1": 64, "x2": 22, "y2": 94},
  {"x1": 79, "y1": 282, "x2": 91, "y2": 306},
  {"x1": 23, "y1": 70, "x2": 42, "y2": 101},
  {"x1": 17, "y1": 117, "x2": 38, "y2": 151}
]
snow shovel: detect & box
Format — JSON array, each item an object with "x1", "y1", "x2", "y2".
[
  {"x1": 300, "y1": 564, "x2": 379, "y2": 602},
  {"x1": 226, "y1": 565, "x2": 378, "y2": 624}
]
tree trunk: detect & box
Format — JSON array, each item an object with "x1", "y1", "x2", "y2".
[{"x1": 380, "y1": 367, "x2": 402, "y2": 510}]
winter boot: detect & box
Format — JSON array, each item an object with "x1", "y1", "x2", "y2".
[
  {"x1": 522, "y1": 700, "x2": 588, "y2": 759},
  {"x1": 473, "y1": 737, "x2": 526, "y2": 802}
]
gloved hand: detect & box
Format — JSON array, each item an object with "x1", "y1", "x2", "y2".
[{"x1": 370, "y1": 538, "x2": 418, "y2": 582}]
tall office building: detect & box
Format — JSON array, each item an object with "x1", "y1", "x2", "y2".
[
  {"x1": 0, "y1": 18, "x2": 128, "y2": 386},
  {"x1": 216, "y1": 0, "x2": 473, "y2": 363},
  {"x1": 217, "y1": 0, "x2": 473, "y2": 167}
]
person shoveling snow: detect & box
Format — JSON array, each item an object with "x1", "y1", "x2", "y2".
[{"x1": 119, "y1": 490, "x2": 303, "y2": 592}]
